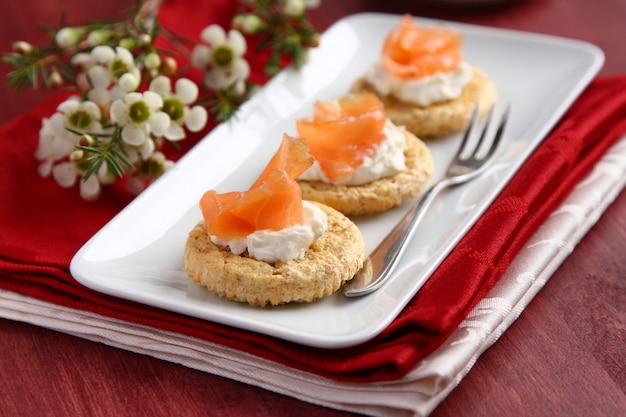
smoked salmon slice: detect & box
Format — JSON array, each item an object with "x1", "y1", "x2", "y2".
[
  {"x1": 382, "y1": 14, "x2": 463, "y2": 79},
  {"x1": 296, "y1": 92, "x2": 386, "y2": 181},
  {"x1": 200, "y1": 134, "x2": 313, "y2": 241}
]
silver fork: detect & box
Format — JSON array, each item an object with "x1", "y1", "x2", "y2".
[{"x1": 343, "y1": 103, "x2": 510, "y2": 297}]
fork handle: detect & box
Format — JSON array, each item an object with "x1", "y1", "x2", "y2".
[{"x1": 344, "y1": 178, "x2": 451, "y2": 297}]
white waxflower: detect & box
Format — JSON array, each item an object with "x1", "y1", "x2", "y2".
[
  {"x1": 35, "y1": 117, "x2": 72, "y2": 177},
  {"x1": 56, "y1": 98, "x2": 103, "y2": 132},
  {"x1": 191, "y1": 25, "x2": 250, "y2": 94},
  {"x1": 125, "y1": 151, "x2": 174, "y2": 195},
  {"x1": 35, "y1": 98, "x2": 104, "y2": 175},
  {"x1": 51, "y1": 160, "x2": 110, "y2": 201},
  {"x1": 149, "y1": 75, "x2": 208, "y2": 140},
  {"x1": 110, "y1": 91, "x2": 170, "y2": 146},
  {"x1": 76, "y1": 46, "x2": 140, "y2": 105}
]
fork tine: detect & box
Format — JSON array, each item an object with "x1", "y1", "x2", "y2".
[
  {"x1": 455, "y1": 104, "x2": 480, "y2": 158},
  {"x1": 471, "y1": 104, "x2": 495, "y2": 158},
  {"x1": 482, "y1": 103, "x2": 510, "y2": 160}
]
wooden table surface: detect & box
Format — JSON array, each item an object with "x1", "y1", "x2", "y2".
[{"x1": 1, "y1": 1, "x2": 624, "y2": 416}]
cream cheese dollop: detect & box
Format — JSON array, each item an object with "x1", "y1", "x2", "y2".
[
  {"x1": 298, "y1": 119, "x2": 407, "y2": 186},
  {"x1": 365, "y1": 61, "x2": 473, "y2": 107},
  {"x1": 210, "y1": 201, "x2": 327, "y2": 263}
]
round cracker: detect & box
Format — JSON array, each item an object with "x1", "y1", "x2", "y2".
[
  {"x1": 298, "y1": 131, "x2": 434, "y2": 216},
  {"x1": 183, "y1": 202, "x2": 365, "y2": 307},
  {"x1": 351, "y1": 66, "x2": 497, "y2": 139}
]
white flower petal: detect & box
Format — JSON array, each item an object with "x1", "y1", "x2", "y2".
[
  {"x1": 149, "y1": 75, "x2": 172, "y2": 97},
  {"x1": 115, "y1": 47, "x2": 134, "y2": 65},
  {"x1": 125, "y1": 148, "x2": 140, "y2": 165},
  {"x1": 82, "y1": 101, "x2": 102, "y2": 120},
  {"x1": 149, "y1": 112, "x2": 170, "y2": 137},
  {"x1": 164, "y1": 123, "x2": 185, "y2": 141},
  {"x1": 34, "y1": 138, "x2": 50, "y2": 160},
  {"x1": 48, "y1": 113, "x2": 69, "y2": 137},
  {"x1": 71, "y1": 52, "x2": 94, "y2": 68},
  {"x1": 76, "y1": 72, "x2": 91, "y2": 90},
  {"x1": 52, "y1": 162, "x2": 78, "y2": 188},
  {"x1": 233, "y1": 58, "x2": 250, "y2": 80},
  {"x1": 204, "y1": 69, "x2": 228, "y2": 90},
  {"x1": 175, "y1": 78, "x2": 198, "y2": 104},
  {"x1": 190, "y1": 45, "x2": 211, "y2": 68},
  {"x1": 49, "y1": 137, "x2": 75, "y2": 161},
  {"x1": 124, "y1": 92, "x2": 143, "y2": 104},
  {"x1": 91, "y1": 45, "x2": 115, "y2": 64},
  {"x1": 79, "y1": 174, "x2": 101, "y2": 201},
  {"x1": 201, "y1": 25, "x2": 225, "y2": 45},
  {"x1": 227, "y1": 29, "x2": 247, "y2": 55},
  {"x1": 121, "y1": 124, "x2": 147, "y2": 146},
  {"x1": 185, "y1": 106, "x2": 208, "y2": 132},
  {"x1": 233, "y1": 79, "x2": 246, "y2": 96},
  {"x1": 87, "y1": 87, "x2": 111, "y2": 106},
  {"x1": 109, "y1": 99, "x2": 128, "y2": 124},
  {"x1": 97, "y1": 161, "x2": 116, "y2": 185},
  {"x1": 138, "y1": 138, "x2": 156, "y2": 159},
  {"x1": 88, "y1": 65, "x2": 111, "y2": 89},
  {"x1": 107, "y1": 86, "x2": 127, "y2": 102},
  {"x1": 57, "y1": 99, "x2": 80, "y2": 114},
  {"x1": 38, "y1": 160, "x2": 53, "y2": 177},
  {"x1": 143, "y1": 91, "x2": 163, "y2": 109}
]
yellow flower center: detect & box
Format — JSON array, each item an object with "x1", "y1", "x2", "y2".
[
  {"x1": 162, "y1": 98, "x2": 184, "y2": 122},
  {"x1": 68, "y1": 109, "x2": 93, "y2": 130},
  {"x1": 111, "y1": 57, "x2": 131, "y2": 80},
  {"x1": 212, "y1": 45, "x2": 234, "y2": 69},
  {"x1": 128, "y1": 101, "x2": 150, "y2": 123}
]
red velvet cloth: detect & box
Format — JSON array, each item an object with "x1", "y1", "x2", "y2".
[{"x1": 2, "y1": 0, "x2": 626, "y2": 383}]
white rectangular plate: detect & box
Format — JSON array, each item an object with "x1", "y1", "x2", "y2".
[{"x1": 70, "y1": 13, "x2": 603, "y2": 348}]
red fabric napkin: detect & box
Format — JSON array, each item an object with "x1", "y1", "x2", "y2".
[{"x1": 2, "y1": 0, "x2": 626, "y2": 383}]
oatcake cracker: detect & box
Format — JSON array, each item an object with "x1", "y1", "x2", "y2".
[
  {"x1": 298, "y1": 131, "x2": 434, "y2": 216},
  {"x1": 183, "y1": 202, "x2": 365, "y2": 307},
  {"x1": 351, "y1": 67, "x2": 497, "y2": 139}
]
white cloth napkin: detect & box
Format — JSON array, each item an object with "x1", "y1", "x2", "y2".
[{"x1": 1, "y1": 134, "x2": 625, "y2": 417}]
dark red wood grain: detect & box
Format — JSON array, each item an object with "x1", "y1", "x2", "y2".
[{"x1": 1, "y1": 1, "x2": 624, "y2": 416}]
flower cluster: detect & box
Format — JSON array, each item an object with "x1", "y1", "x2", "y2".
[{"x1": 3, "y1": 0, "x2": 320, "y2": 200}]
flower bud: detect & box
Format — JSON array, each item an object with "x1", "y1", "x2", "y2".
[
  {"x1": 87, "y1": 29, "x2": 113, "y2": 46},
  {"x1": 119, "y1": 38, "x2": 135, "y2": 50},
  {"x1": 232, "y1": 14, "x2": 266, "y2": 35},
  {"x1": 140, "y1": 151, "x2": 167, "y2": 177},
  {"x1": 70, "y1": 149, "x2": 84, "y2": 162},
  {"x1": 144, "y1": 52, "x2": 161, "y2": 70},
  {"x1": 282, "y1": 0, "x2": 305, "y2": 17},
  {"x1": 78, "y1": 134, "x2": 95, "y2": 147},
  {"x1": 160, "y1": 56, "x2": 178, "y2": 77},
  {"x1": 47, "y1": 70, "x2": 64, "y2": 88},
  {"x1": 55, "y1": 27, "x2": 87, "y2": 48},
  {"x1": 12, "y1": 41, "x2": 33, "y2": 55},
  {"x1": 118, "y1": 72, "x2": 140, "y2": 92},
  {"x1": 138, "y1": 34, "x2": 152, "y2": 45}
]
